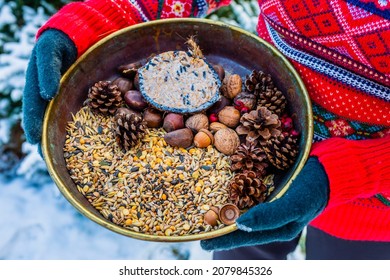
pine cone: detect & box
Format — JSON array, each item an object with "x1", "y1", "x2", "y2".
[
  {"x1": 114, "y1": 112, "x2": 146, "y2": 150},
  {"x1": 87, "y1": 81, "x2": 122, "y2": 115},
  {"x1": 263, "y1": 134, "x2": 298, "y2": 170},
  {"x1": 244, "y1": 70, "x2": 274, "y2": 96},
  {"x1": 236, "y1": 106, "x2": 281, "y2": 144},
  {"x1": 257, "y1": 87, "x2": 286, "y2": 116},
  {"x1": 230, "y1": 141, "x2": 268, "y2": 177},
  {"x1": 229, "y1": 171, "x2": 268, "y2": 209}
]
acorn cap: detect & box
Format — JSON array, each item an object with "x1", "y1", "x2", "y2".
[{"x1": 219, "y1": 203, "x2": 240, "y2": 225}]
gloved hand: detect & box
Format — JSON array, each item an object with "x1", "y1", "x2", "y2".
[
  {"x1": 201, "y1": 156, "x2": 329, "y2": 251},
  {"x1": 22, "y1": 29, "x2": 77, "y2": 144}
]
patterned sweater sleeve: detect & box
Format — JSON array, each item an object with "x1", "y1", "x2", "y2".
[
  {"x1": 310, "y1": 136, "x2": 390, "y2": 208},
  {"x1": 37, "y1": 0, "x2": 231, "y2": 57}
]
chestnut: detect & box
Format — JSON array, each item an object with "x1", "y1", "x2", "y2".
[
  {"x1": 112, "y1": 77, "x2": 133, "y2": 94},
  {"x1": 163, "y1": 113, "x2": 184, "y2": 132},
  {"x1": 124, "y1": 90, "x2": 148, "y2": 111},
  {"x1": 143, "y1": 107, "x2": 163, "y2": 128},
  {"x1": 164, "y1": 128, "x2": 193, "y2": 148}
]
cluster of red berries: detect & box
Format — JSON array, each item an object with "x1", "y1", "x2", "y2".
[{"x1": 281, "y1": 114, "x2": 299, "y2": 138}]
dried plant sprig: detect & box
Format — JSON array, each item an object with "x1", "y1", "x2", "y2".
[{"x1": 186, "y1": 36, "x2": 204, "y2": 59}]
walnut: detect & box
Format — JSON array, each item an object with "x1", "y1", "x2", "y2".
[
  {"x1": 214, "y1": 128, "x2": 240, "y2": 155},
  {"x1": 218, "y1": 106, "x2": 241, "y2": 128},
  {"x1": 185, "y1": 114, "x2": 209, "y2": 133},
  {"x1": 209, "y1": 122, "x2": 227, "y2": 133},
  {"x1": 221, "y1": 74, "x2": 242, "y2": 99}
]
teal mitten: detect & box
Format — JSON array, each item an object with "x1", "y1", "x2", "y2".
[
  {"x1": 22, "y1": 29, "x2": 77, "y2": 144},
  {"x1": 201, "y1": 157, "x2": 329, "y2": 251}
]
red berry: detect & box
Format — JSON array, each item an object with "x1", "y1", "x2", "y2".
[
  {"x1": 282, "y1": 117, "x2": 293, "y2": 130},
  {"x1": 291, "y1": 130, "x2": 299, "y2": 137},
  {"x1": 209, "y1": 114, "x2": 218, "y2": 123},
  {"x1": 240, "y1": 107, "x2": 249, "y2": 114},
  {"x1": 234, "y1": 100, "x2": 244, "y2": 110}
]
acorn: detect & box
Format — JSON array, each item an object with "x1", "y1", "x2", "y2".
[
  {"x1": 212, "y1": 64, "x2": 225, "y2": 81},
  {"x1": 214, "y1": 128, "x2": 240, "y2": 155},
  {"x1": 163, "y1": 113, "x2": 184, "y2": 132},
  {"x1": 219, "y1": 204, "x2": 240, "y2": 225},
  {"x1": 164, "y1": 128, "x2": 193, "y2": 148},
  {"x1": 209, "y1": 122, "x2": 227, "y2": 134},
  {"x1": 207, "y1": 96, "x2": 231, "y2": 115},
  {"x1": 221, "y1": 74, "x2": 242, "y2": 99},
  {"x1": 218, "y1": 106, "x2": 241, "y2": 128},
  {"x1": 124, "y1": 90, "x2": 148, "y2": 111},
  {"x1": 185, "y1": 114, "x2": 209, "y2": 133},
  {"x1": 204, "y1": 208, "x2": 219, "y2": 226},
  {"x1": 143, "y1": 107, "x2": 163, "y2": 128},
  {"x1": 194, "y1": 129, "x2": 214, "y2": 148},
  {"x1": 112, "y1": 77, "x2": 133, "y2": 94}
]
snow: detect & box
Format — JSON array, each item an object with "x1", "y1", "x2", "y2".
[{"x1": 0, "y1": 4, "x2": 15, "y2": 25}]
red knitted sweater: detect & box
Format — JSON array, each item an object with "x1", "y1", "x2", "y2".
[{"x1": 38, "y1": 0, "x2": 390, "y2": 241}]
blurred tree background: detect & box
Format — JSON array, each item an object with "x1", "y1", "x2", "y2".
[{"x1": 0, "y1": 0, "x2": 258, "y2": 178}]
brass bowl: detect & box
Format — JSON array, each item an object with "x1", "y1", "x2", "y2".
[{"x1": 42, "y1": 18, "x2": 313, "y2": 242}]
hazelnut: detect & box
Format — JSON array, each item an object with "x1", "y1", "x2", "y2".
[
  {"x1": 164, "y1": 128, "x2": 193, "y2": 148},
  {"x1": 143, "y1": 107, "x2": 163, "y2": 128},
  {"x1": 219, "y1": 204, "x2": 240, "y2": 225},
  {"x1": 194, "y1": 129, "x2": 214, "y2": 148},
  {"x1": 218, "y1": 106, "x2": 241, "y2": 128},
  {"x1": 112, "y1": 77, "x2": 133, "y2": 94},
  {"x1": 207, "y1": 96, "x2": 231, "y2": 115},
  {"x1": 212, "y1": 64, "x2": 225, "y2": 81},
  {"x1": 124, "y1": 90, "x2": 148, "y2": 111},
  {"x1": 185, "y1": 114, "x2": 209, "y2": 133},
  {"x1": 209, "y1": 122, "x2": 227, "y2": 134},
  {"x1": 204, "y1": 208, "x2": 219, "y2": 226},
  {"x1": 214, "y1": 128, "x2": 240, "y2": 155},
  {"x1": 221, "y1": 74, "x2": 242, "y2": 99},
  {"x1": 163, "y1": 113, "x2": 184, "y2": 132}
]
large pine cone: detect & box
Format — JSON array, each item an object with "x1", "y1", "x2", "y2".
[
  {"x1": 244, "y1": 70, "x2": 274, "y2": 97},
  {"x1": 88, "y1": 81, "x2": 122, "y2": 115},
  {"x1": 230, "y1": 141, "x2": 268, "y2": 177},
  {"x1": 229, "y1": 171, "x2": 268, "y2": 209},
  {"x1": 263, "y1": 134, "x2": 298, "y2": 170},
  {"x1": 114, "y1": 112, "x2": 146, "y2": 150},
  {"x1": 258, "y1": 87, "x2": 286, "y2": 116},
  {"x1": 236, "y1": 106, "x2": 281, "y2": 144}
]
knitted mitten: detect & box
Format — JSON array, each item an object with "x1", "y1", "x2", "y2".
[
  {"x1": 201, "y1": 157, "x2": 329, "y2": 251},
  {"x1": 22, "y1": 29, "x2": 77, "y2": 144}
]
